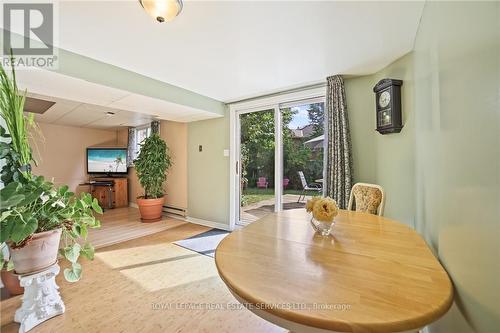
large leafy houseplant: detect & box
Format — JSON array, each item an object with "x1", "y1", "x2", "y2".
[
  {"x1": 0, "y1": 62, "x2": 102, "y2": 282},
  {"x1": 134, "y1": 133, "x2": 172, "y2": 199},
  {"x1": 133, "y1": 133, "x2": 172, "y2": 221},
  {"x1": 0, "y1": 60, "x2": 35, "y2": 183}
]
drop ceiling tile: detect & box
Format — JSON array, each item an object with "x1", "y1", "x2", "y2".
[
  {"x1": 34, "y1": 100, "x2": 81, "y2": 123},
  {"x1": 83, "y1": 109, "x2": 152, "y2": 128},
  {"x1": 55, "y1": 104, "x2": 107, "y2": 127}
]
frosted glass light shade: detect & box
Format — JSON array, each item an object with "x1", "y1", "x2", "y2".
[{"x1": 139, "y1": 0, "x2": 183, "y2": 23}]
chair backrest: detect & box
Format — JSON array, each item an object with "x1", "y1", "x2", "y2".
[
  {"x1": 283, "y1": 178, "x2": 289, "y2": 186},
  {"x1": 347, "y1": 183, "x2": 385, "y2": 216},
  {"x1": 257, "y1": 177, "x2": 266, "y2": 184},
  {"x1": 297, "y1": 171, "x2": 308, "y2": 188}
]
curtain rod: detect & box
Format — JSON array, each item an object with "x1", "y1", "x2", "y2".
[{"x1": 227, "y1": 82, "x2": 326, "y2": 105}]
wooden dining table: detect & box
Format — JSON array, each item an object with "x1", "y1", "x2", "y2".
[{"x1": 215, "y1": 209, "x2": 453, "y2": 333}]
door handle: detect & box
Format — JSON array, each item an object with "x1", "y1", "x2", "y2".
[{"x1": 236, "y1": 161, "x2": 239, "y2": 175}]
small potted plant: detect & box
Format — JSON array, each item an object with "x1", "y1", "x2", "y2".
[
  {"x1": 134, "y1": 133, "x2": 172, "y2": 222},
  {"x1": 1, "y1": 178, "x2": 102, "y2": 281},
  {"x1": 0, "y1": 62, "x2": 102, "y2": 282}
]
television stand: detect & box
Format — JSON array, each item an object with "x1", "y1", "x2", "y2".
[
  {"x1": 81, "y1": 177, "x2": 128, "y2": 209},
  {"x1": 101, "y1": 173, "x2": 127, "y2": 179}
]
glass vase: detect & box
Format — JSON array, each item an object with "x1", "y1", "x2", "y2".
[{"x1": 310, "y1": 218, "x2": 334, "y2": 236}]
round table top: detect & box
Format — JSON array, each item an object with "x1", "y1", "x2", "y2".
[{"x1": 215, "y1": 209, "x2": 453, "y2": 333}]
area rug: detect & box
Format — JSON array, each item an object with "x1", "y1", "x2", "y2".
[{"x1": 173, "y1": 228, "x2": 230, "y2": 258}]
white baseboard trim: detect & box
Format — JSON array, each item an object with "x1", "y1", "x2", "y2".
[
  {"x1": 129, "y1": 203, "x2": 190, "y2": 223},
  {"x1": 129, "y1": 202, "x2": 231, "y2": 231},
  {"x1": 186, "y1": 216, "x2": 232, "y2": 231}
]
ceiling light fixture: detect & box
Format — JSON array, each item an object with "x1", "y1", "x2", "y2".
[
  {"x1": 138, "y1": 0, "x2": 183, "y2": 23},
  {"x1": 106, "y1": 112, "x2": 115, "y2": 117}
]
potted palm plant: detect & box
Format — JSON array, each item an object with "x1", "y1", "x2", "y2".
[
  {"x1": 0, "y1": 62, "x2": 102, "y2": 282},
  {"x1": 134, "y1": 133, "x2": 172, "y2": 222}
]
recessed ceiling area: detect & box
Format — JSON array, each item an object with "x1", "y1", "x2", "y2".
[
  {"x1": 50, "y1": 1, "x2": 424, "y2": 102},
  {"x1": 27, "y1": 92, "x2": 155, "y2": 130},
  {"x1": 15, "y1": 68, "x2": 222, "y2": 127}
]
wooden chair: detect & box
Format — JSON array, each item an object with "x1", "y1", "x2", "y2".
[{"x1": 347, "y1": 183, "x2": 385, "y2": 216}]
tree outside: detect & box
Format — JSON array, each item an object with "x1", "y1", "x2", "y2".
[{"x1": 240, "y1": 103, "x2": 324, "y2": 207}]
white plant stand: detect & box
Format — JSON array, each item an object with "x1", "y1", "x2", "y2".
[{"x1": 14, "y1": 264, "x2": 65, "y2": 333}]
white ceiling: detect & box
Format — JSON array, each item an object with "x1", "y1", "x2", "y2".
[{"x1": 50, "y1": 0, "x2": 424, "y2": 102}]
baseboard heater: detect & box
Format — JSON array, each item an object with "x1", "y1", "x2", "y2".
[{"x1": 162, "y1": 205, "x2": 187, "y2": 218}]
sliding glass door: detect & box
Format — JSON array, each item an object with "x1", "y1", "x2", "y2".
[
  {"x1": 281, "y1": 101, "x2": 325, "y2": 211},
  {"x1": 238, "y1": 109, "x2": 277, "y2": 225},
  {"x1": 235, "y1": 98, "x2": 325, "y2": 226}
]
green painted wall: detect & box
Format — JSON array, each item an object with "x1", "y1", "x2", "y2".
[
  {"x1": 345, "y1": 75, "x2": 377, "y2": 184},
  {"x1": 413, "y1": 2, "x2": 499, "y2": 332},
  {"x1": 346, "y1": 3, "x2": 500, "y2": 331},
  {"x1": 345, "y1": 53, "x2": 416, "y2": 227},
  {"x1": 187, "y1": 112, "x2": 230, "y2": 224}
]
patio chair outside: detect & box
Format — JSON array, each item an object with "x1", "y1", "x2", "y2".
[
  {"x1": 256, "y1": 177, "x2": 268, "y2": 189},
  {"x1": 297, "y1": 171, "x2": 322, "y2": 202}
]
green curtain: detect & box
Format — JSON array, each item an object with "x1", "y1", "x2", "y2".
[
  {"x1": 126, "y1": 127, "x2": 136, "y2": 167},
  {"x1": 325, "y1": 75, "x2": 353, "y2": 208},
  {"x1": 151, "y1": 120, "x2": 160, "y2": 134}
]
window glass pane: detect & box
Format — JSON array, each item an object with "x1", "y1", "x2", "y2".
[
  {"x1": 239, "y1": 109, "x2": 275, "y2": 225},
  {"x1": 282, "y1": 102, "x2": 324, "y2": 210},
  {"x1": 236, "y1": 100, "x2": 325, "y2": 226}
]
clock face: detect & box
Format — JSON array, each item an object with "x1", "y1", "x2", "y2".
[{"x1": 379, "y1": 91, "x2": 391, "y2": 108}]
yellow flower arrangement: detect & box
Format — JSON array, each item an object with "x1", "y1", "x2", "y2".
[
  {"x1": 306, "y1": 196, "x2": 339, "y2": 223},
  {"x1": 305, "y1": 196, "x2": 321, "y2": 213}
]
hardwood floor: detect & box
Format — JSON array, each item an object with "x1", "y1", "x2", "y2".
[
  {"x1": 0, "y1": 217, "x2": 285, "y2": 333},
  {"x1": 88, "y1": 207, "x2": 187, "y2": 249}
]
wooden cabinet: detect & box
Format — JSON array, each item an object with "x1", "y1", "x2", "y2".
[
  {"x1": 91, "y1": 186, "x2": 112, "y2": 209},
  {"x1": 111, "y1": 178, "x2": 128, "y2": 207},
  {"x1": 90, "y1": 178, "x2": 128, "y2": 209}
]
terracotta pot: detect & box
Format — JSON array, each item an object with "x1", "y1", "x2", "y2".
[
  {"x1": 8, "y1": 228, "x2": 62, "y2": 275},
  {"x1": 1, "y1": 270, "x2": 23, "y2": 295},
  {"x1": 137, "y1": 196, "x2": 165, "y2": 222}
]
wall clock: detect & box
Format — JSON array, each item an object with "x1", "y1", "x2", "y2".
[{"x1": 373, "y1": 79, "x2": 403, "y2": 134}]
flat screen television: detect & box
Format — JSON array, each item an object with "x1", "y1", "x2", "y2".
[{"x1": 87, "y1": 148, "x2": 128, "y2": 175}]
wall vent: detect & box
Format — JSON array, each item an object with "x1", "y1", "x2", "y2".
[{"x1": 162, "y1": 205, "x2": 187, "y2": 217}]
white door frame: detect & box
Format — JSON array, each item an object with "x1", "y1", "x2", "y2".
[
  {"x1": 234, "y1": 106, "x2": 281, "y2": 227},
  {"x1": 229, "y1": 86, "x2": 326, "y2": 230}
]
